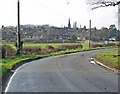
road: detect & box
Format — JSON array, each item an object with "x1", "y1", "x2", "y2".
[{"x1": 5, "y1": 49, "x2": 118, "y2": 92}]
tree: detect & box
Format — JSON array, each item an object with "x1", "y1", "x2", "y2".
[
  {"x1": 2, "y1": 25, "x2": 4, "y2": 29},
  {"x1": 71, "y1": 35, "x2": 77, "y2": 41},
  {"x1": 109, "y1": 24, "x2": 118, "y2": 38},
  {"x1": 87, "y1": 0, "x2": 120, "y2": 38},
  {"x1": 87, "y1": 0, "x2": 120, "y2": 10}
]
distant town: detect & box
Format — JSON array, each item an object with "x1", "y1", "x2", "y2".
[{"x1": 1, "y1": 18, "x2": 119, "y2": 43}]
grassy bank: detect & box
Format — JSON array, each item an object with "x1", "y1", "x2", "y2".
[
  {"x1": 94, "y1": 49, "x2": 119, "y2": 70},
  {"x1": 0, "y1": 55, "x2": 39, "y2": 77}
]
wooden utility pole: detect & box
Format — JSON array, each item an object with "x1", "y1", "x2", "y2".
[
  {"x1": 16, "y1": 0, "x2": 21, "y2": 55},
  {"x1": 89, "y1": 20, "x2": 91, "y2": 48}
]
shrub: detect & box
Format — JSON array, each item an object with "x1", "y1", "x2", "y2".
[
  {"x1": 0, "y1": 46, "x2": 3, "y2": 58},
  {"x1": 58, "y1": 45, "x2": 67, "y2": 51},
  {"x1": 21, "y1": 46, "x2": 42, "y2": 55},
  {"x1": 41, "y1": 47, "x2": 56, "y2": 55},
  {"x1": 41, "y1": 45, "x2": 59, "y2": 54},
  {"x1": 44, "y1": 45, "x2": 57, "y2": 54},
  {"x1": 1, "y1": 45, "x2": 16, "y2": 58},
  {"x1": 45, "y1": 45, "x2": 55, "y2": 50},
  {"x1": 40, "y1": 48, "x2": 49, "y2": 55},
  {"x1": 2, "y1": 46, "x2": 6, "y2": 58},
  {"x1": 91, "y1": 44, "x2": 104, "y2": 48},
  {"x1": 116, "y1": 43, "x2": 120, "y2": 47},
  {"x1": 58, "y1": 44, "x2": 83, "y2": 51},
  {"x1": 108, "y1": 43, "x2": 116, "y2": 47}
]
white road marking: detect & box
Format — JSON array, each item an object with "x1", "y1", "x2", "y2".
[
  {"x1": 4, "y1": 63, "x2": 30, "y2": 92},
  {"x1": 90, "y1": 60, "x2": 96, "y2": 64}
]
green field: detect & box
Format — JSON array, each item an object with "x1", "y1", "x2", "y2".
[
  {"x1": 5, "y1": 43, "x2": 86, "y2": 49},
  {"x1": 94, "y1": 49, "x2": 119, "y2": 69},
  {"x1": 24, "y1": 43, "x2": 81, "y2": 47}
]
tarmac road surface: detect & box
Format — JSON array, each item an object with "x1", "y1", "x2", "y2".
[{"x1": 5, "y1": 49, "x2": 118, "y2": 92}]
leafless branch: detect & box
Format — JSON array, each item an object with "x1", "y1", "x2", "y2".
[
  {"x1": 92, "y1": 5, "x2": 106, "y2": 10},
  {"x1": 88, "y1": 0, "x2": 120, "y2": 10}
]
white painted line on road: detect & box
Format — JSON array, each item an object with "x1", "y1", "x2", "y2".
[
  {"x1": 4, "y1": 62, "x2": 31, "y2": 92},
  {"x1": 5, "y1": 69, "x2": 17, "y2": 92},
  {"x1": 89, "y1": 57, "x2": 96, "y2": 64},
  {"x1": 90, "y1": 60, "x2": 96, "y2": 64},
  {"x1": 4, "y1": 57, "x2": 56, "y2": 92},
  {"x1": 10, "y1": 70, "x2": 16, "y2": 73}
]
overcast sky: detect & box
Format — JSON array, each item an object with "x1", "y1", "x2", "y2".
[{"x1": 0, "y1": 0, "x2": 118, "y2": 29}]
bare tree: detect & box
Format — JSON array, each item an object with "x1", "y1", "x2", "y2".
[{"x1": 87, "y1": 0, "x2": 120, "y2": 10}]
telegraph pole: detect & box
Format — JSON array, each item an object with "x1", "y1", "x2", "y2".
[
  {"x1": 89, "y1": 20, "x2": 91, "y2": 48},
  {"x1": 16, "y1": 0, "x2": 21, "y2": 55}
]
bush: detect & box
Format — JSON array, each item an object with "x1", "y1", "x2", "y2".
[
  {"x1": 40, "y1": 44, "x2": 83, "y2": 54},
  {"x1": 22, "y1": 44, "x2": 83, "y2": 55},
  {"x1": 44, "y1": 45, "x2": 57, "y2": 54},
  {"x1": 2, "y1": 46, "x2": 6, "y2": 58},
  {"x1": 116, "y1": 43, "x2": 120, "y2": 47},
  {"x1": 0, "y1": 46, "x2": 2, "y2": 58},
  {"x1": 58, "y1": 44, "x2": 83, "y2": 51},
  {"x1": 91, "y1": 44, "x2": 104, "y2": 48},
  {"x1": 107, "y1": 43, "x2": 116, "y2": 47},
  {"x1": 45, "y1": 45, "x2": 55, "y2": 50},
  {"x1": 41, "y1": 48, "x2": 49, "y2": 55},
  {"x1": 1, "y1": 45, "x2": 16, "y2": 58},
  {"x1": 21, "y1": 46, "x2": 42, "y2": 55},
  {"x1": 41, "y1": 48, "x2": 56, "y2": 55}
]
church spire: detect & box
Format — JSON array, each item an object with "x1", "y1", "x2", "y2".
[{"x1": 68, "y1": 18, "x2": 71, "y2": 28}]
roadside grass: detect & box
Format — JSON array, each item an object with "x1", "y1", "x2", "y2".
[
  {"x1": 0, "y1": 55, "x2": 40, "y2": 77},
  {"x1": 94, "y1": 49, "x2": 119, "y2": 70},
  {"x1": 81, "y1": 43, "x2": 89, "y2": 50}
]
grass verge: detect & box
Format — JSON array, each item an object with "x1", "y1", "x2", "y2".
[{"x1": 94, "y1": 49, "x2": 119, "y2": 70}]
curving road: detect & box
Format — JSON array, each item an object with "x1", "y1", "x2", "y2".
[{"x1": 5, "y1": 49, "x2": 118, "y2": 92}]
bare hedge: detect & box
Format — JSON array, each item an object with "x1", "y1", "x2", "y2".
[
  {"x1": 0, "y1": 44, "x2": 83, "y2": 57},
  {"x1": 58, "y1": 44, "x2": 83, "y2": 51},
  {"x1": 91, "y1": 43, "x2": 117, "y2": 48},
  {"x1": 21, "y1": 46, "x2": 42, "y2": 55},
  {"x1": 0, "y1": 45, "x2": 16, "y2": 58}
]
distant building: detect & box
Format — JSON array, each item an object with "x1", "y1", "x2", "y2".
[
  {"x1": 73, "y1": 22, "x2": 77, "y2": 29},
  {"x1": 68, "y1": 18, "x2": 71, "y2": 29}
]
